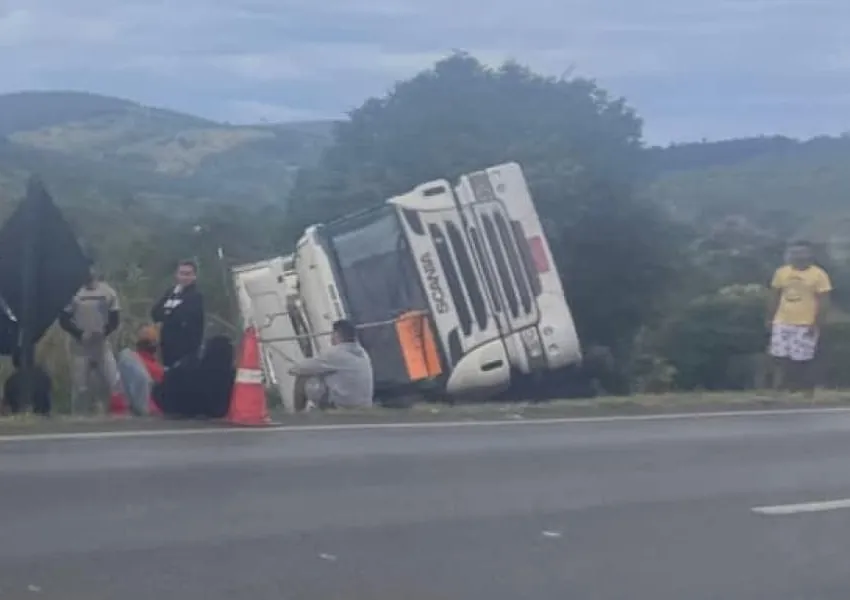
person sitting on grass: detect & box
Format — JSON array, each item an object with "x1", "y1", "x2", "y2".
[
  {"x1": 289, "y1": 319, "x2": 374, "y2": 411},
  {"x1": 117, "y1": 325, "x2": 165, "y2": 416},
  {"x1": 2, "y1": 349, "x2": 52, "y2": 416},
  {"x1": 135, "y1": 326, "x2": 165, "y2": 387}
]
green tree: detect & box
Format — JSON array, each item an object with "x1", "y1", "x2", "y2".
[{"x1": 288, "y1": 53, "x2": 682, "y2": 373}]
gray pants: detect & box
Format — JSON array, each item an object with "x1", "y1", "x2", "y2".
[
  {"x1": 293, "y1": 375, "x2": 329, "y2": 411},
  {"x1": 70, "y1": 344, "x2": 121, "y2": 415}
]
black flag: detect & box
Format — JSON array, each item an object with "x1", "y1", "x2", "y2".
[{"x1": 0, "y1": 176, "x2": 90, "y2": 347}]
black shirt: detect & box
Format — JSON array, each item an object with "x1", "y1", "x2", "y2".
[{"x1": 151, "y1": 284, "x2": 205, "y2": 368}]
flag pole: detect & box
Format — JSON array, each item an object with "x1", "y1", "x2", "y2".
[{"x1": 18, "y1": 176, "x2": 43, "y2": 411}]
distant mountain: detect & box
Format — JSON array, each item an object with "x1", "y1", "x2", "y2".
[
  {"x1": 645, "y1": 134, "x2": 850, "y2": 240},
  {"x1": 0, "y1": 91, "x2": 216, "y2": 136},
  {"x1": 2, "y1": 90, "x2": 849, "y2": 246},
  {"x1": 646, "y1": 134, "x2": 850, "y2": 176},
  {"x1": 0, "y1": 91, "x2": 336, "y2": 210},
  {"x1": 642, "y1": 134, "x2": 850, "y2": 273}
]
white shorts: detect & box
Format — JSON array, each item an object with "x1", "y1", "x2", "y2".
[{"x1": 770, "y1": 323, "x2": 818, "y2": 362}]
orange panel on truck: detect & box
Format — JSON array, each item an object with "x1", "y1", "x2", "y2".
[{"x1": 395, "y1": 311, "x2": 442, "y2": 381}]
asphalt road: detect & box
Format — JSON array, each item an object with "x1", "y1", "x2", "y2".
[{"x1": 2, "y1": 410, "x2": 850, "y2": 599}]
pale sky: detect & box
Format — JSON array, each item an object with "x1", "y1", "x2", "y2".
[{"x1": 1, "y1": 0, "x2": 848, "y2": 143}]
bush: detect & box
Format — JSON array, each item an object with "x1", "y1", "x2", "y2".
[
  {"x1": 657, "y1": 284, "x2": 769, "y2": 390},
  {"x1": 817, "y1": 318, "x2": 850, "y2": 388},
  {"x1": 627, "y1": 328, "x2": 677, "y2": 394},
  {"x1": 646, "y1": 284, "x2": 850, "y2": 391}
]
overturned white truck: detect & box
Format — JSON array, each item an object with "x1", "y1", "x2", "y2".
[{"x1": 233, "y1": 162, "x2": 582, "y2": 412}]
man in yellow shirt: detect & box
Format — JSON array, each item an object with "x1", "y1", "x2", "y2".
[{"x1": 767, "y1": 240, "x2": 832, "y2": 393}]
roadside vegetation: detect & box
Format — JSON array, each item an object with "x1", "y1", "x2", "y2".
[{"x1": 3, "y1": 52, "x2": 850, "y2": 411}]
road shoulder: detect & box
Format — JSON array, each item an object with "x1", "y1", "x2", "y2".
[{"x1": 1, "y1": 391, "x2": 849, "y2": 436}]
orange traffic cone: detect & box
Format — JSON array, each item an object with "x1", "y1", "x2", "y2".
[{"x1": 226, "y1": 326, "x2": 270, "y2": 426}]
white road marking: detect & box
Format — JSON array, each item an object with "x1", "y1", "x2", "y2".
[
  {"x1": 541, "y1": 531, "x2": 562, "y2": 538},
  {"x1": 1, "y1": 406, "x2": 850, "y2": 444},
  {"x1": 752, "y1": 499, "x2": 850, "y2": 516}
]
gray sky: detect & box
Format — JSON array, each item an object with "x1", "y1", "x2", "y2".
[{"x1": 1, "y1": 0, "x2": 848, "y2": 143}]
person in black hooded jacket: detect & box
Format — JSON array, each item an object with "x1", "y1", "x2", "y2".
[{"x1": 151, "y1": 259, "x2": 205, "y2": 368}]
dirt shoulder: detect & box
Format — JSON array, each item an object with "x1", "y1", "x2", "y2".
[{"x1": 2, "y1": 391, "x2": 849, "y2": 437}]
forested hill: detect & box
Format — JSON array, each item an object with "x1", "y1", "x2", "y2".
[
  {"x1": 1, "y1": 90, "x2": 848, "y2": 226},
  {"x1": 648, "y1": 135, "x2": 813, "y2": 174},
  {"x1": 647, "y1": 134, "x2": 850, "y2": 246},
  {"x1": 0, "y1": 91, "x2": 335, "y2": 211},
  {"x1": 1, "y1": 85, "x2": 849, "y2": 303}
]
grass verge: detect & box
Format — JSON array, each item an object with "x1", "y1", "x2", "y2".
[
  {"x1": 3, "y1": 390, "x2": 850, "y2": 436},
  {"x1": 270, "y1": 389, "x2": 850, "y2": 425}
]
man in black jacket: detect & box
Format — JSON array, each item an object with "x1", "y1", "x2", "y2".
[{"x1": 151, "y1": 259, "x2": 205, "y2": 368}]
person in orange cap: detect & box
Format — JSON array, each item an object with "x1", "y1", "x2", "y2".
[
  {"x1": 117, "y1": 324, "x2": 166, "y2": 416},
  {"x1": 135, "y1": 325, "x2": 165, "y2": 415}
]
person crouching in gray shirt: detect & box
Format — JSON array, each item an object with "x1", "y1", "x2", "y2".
[{"x1": 289, "y1": 319, "x2": 373, "y2": 410}]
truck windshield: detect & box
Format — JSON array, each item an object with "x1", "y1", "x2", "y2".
[
  {"x1": 327, "y1": 205, "x2": 428, "y2": 324},
  {"x1": 324, "y1": 206, "x2": 430, "y2": 388}
]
